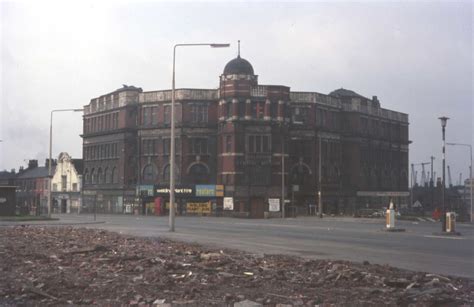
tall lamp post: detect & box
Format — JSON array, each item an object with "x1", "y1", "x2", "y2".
[
  {"x1": 169, "y1": 43, "x2": 230, "y2": 232},
  {"x1": 48, "y1": 108, "x2": 83, "y2": 218},
  {"x1": 281, "y1": 126, "x2": 286, "y2": 218},
  {"x1": 318, "y1": 132, "x2": 323, "y2": 218},
  {"x1": 438, "y1": 116, "x2": 449, "y2": 231},
  {"x1": 447, "y1": 142, "x2": 472, "y2": 223}
]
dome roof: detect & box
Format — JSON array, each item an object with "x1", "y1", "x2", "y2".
[{"x1": 223, "y1": 56, "x2": 254, "y2": 75}]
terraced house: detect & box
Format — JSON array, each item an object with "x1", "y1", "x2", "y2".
[{"x1": 81, "y1": 54, "x2": 409, "y2": 218}]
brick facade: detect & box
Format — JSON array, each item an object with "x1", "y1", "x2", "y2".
[{"x1": 82, "y1": 56, "x2": 409, "y2": 217}]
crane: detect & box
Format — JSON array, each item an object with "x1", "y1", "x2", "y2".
[
  {"x1": 411, "y1": 162, "x2": 430, "y2": 186},
  {"x1": 459, "y1": 173, "x2": 462, "y2": 186},
  {"x1": 447, "y1": 165, "x2": 452, "y2": 188}
]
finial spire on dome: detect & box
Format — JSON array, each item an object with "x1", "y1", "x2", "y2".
[{"x1": 238, "y1": 40, "x2": 240, "y2": 58}]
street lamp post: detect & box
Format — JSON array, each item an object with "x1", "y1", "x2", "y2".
[
  {"x1": 447, "y1": 142, "x2": 473, "y2": 223},
  {"x1": 439, "y1": 116, "x2": 449, "y2": 231},
  {"x1": 169, "y1": 43, "x2": 230, "y2": 232},
  {"x1": 281, "y1": 129, "x2": 285, "y2": 218},
  {"x1": 48, "y1": 109, "x2": 83, "y2": 218},
  {"x1": 318, "y1": 132, "x2": 323, "y2": 218}
]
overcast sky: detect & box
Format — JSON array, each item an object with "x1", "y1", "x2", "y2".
[{"x1": 1, "y1": 0, "x2": 472, "y2": 185}]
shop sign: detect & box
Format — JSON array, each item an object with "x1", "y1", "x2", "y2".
[
  {"x1": 356, "y1": 191, "x2": 409, "y2": 197},
  {"x1": 156, "y1": 185, "x2": 194, "y2": 196},
  {"x1": 137, "y1": 185, "x2": 154, "y2": 197},
  {"x1": 195, "y1": 185, "x2": 224, "y2": 197},
  {"x1": 187, "y1": 202, "x2": 211, "y2": 214},
  {"x1": 223, "y1": 197, "x2": 233, "y2": 210},
  {"x1": 195, "y1": 185, "x2": 216, "y2": 197},
  {"x1": 268, "y1": 198, "x2": 280, "y2": 212}
]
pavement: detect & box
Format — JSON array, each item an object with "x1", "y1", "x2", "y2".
[{"x1": 2, "y1": 214, "x2": 473, "y2": 279}]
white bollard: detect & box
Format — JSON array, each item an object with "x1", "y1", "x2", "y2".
[
  {"x1": 386, "y1": 201, "x2": 395, "y2": 229},
  {"x1": 446, "y1": 212, "x2": 456, "y2": 233}
]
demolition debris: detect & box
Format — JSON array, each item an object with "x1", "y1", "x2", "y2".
[{"x1": 0, "y1": 227, "x2": 472, "y2": 306}]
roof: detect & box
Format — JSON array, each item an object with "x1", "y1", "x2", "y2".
[
  {"x1": 223, "y1": 56, "x2": 254, "y2": 75},
  {"x1": 72, "y1": 159, "x2": 83, "y2": 175},
  {"x1": 16, "y1": 166, "x2": 54, "y2": 179},
  {"x1": 0, "y1": 171, "x2": 16, "y2": 180},
  {"x1": 329, "y1": 88, "x2": 367, "y2": 99}
]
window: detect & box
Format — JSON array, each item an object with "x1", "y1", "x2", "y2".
[
  {"x1": 163, "y1": 139, "x2": 170, "y2": 154},
  {"x1": 226, "y1": 135, "x2": 232, "y2": 152},
  {"x1": 189, "y1": 163, "x2": 209, "y2": 184},
  {"x1": 271, "y1": 101, "x2": 278, "y2": 118},
  {"x1": 163, "y1": 164, "x2": 170, "y2": 182},
  {"x1": 97, "y1": 168, "x2": 103, "y2": 184},
  {"x1": 142, "y1": 107, "x2": 158, "y2": 126},
  {"x1": 111, "y1": 167, "x2": 118, "y2": 184},
  {"x1": 53, "y1": 183, "x2": 57, "y2": 191},
  {"x1": 292, "y1": 107, "x2": 307, "y2": 124},
  {"x1": 360, "y1": 117, "x2": 368, "y2": 134},
  {"x1": 72, "y1": 183, "x2": 77, "y2": 191},
  {"x1": 252, "y1": 102, "x2": 264, "y2": 119},
  {"x1": 247, "y1": 135, "x2": 270, "y2": 153},
  {"x1": 191, "y1": 138, "x2": 208, "y2": 154},
  {"x1": 142, "y1": 164, "x2": 157, "y2": 182},
  {"x1": 142, "y1": 107, "x2": 150, "y2": 126},
  {"x1": 104, "y1": 168, "x2": 110, "y2": 184},
  {"x1": 91, "y1": 168, "x2": 96, "y2": 184},
  {"x1": 151, "y1": 107, "x2": 158, "y2": 125},
  {"x1": 61, "y1": 175, "x2": 67, "y2": 191},
  {"x1": 164, "y1": 105, "x2": 171, "y2": 124},
  {"x1": 226, "y1": 101, "x2": 232, "y2": 118},
  {"x1": 191, "y1": 104, "x2": 208, "y2": 123},
  {"x1": 84, "y1": 169, "x2": 89, "y2": 184}
]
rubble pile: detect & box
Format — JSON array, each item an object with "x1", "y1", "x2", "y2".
[{"x1": 0, "y1": 226, "x2": 472, "y2": 306}]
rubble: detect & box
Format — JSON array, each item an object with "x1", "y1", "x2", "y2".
[{"x1": 0, "y1": 226, "x2": 472, "y2": 306}]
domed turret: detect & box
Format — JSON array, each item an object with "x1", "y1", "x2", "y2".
[{"x1": 223, "y1": 56, "x2": 254, "y2": 75}]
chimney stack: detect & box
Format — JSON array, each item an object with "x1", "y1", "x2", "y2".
[{"x1": 28, "y1": 160, "x2": 38, "y2": 169}]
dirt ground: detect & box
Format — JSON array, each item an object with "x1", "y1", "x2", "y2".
[{"x1": 0, "y1": 226, "x2": 472, "y2": 306}]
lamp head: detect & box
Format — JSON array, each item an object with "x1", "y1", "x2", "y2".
[
  {"x1": 210, "y1": 43, "x2": 230, "y2": 48},
  {"x1": 438, "y1": 116, "x2": 449, "y2": 128}
]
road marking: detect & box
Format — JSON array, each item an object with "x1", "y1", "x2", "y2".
[{"x1": 423, "y1": 235, "x2": 464, "y2": 240}]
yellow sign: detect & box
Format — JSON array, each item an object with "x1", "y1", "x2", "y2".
[
  {"x1": 215, "y1": 185, "x2": 224, "y2": 197},
  {"x1": 187, "y1": 202, "x2": 211, "y2": 214},
  {"x1": 165, "y1": 202, "x2": 177, "y2": 210}
]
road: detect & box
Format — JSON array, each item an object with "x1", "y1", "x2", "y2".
[{"x1": 3, "y1": 214, "x2": 473, "y2": 278}]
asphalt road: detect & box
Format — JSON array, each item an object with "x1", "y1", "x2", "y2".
[{"x1": 4, "y1": 214, "x2": 473, "y2": 279}]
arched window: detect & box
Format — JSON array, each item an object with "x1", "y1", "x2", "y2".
[
  {"x1": 163, "y1": 164, "x2": 170, "y2": 182},
  {"x1": 104, "y1": 167, "x2": 110, "y2": 184},
  {"x1": 91, "y1": 168, "x2": 96, "y2": 184},
  {"x1": 111, "y1": 167, "x2": 118, "y2": 184},
  {"x1": 189, "y1": 163, "x2": 209, "y2": 184},
  {"x1": 83, "y1": 169, "x2": 89, "y2": 184},
  {"x1": 97, "y1": 168, "x2": 103, "y2": 184},
  {"x1": 290, "y1": 163, "x2": 311, "y2": 186},
  {"x1": 142, "y1": 164, "x2": 157, "y2": 183}
]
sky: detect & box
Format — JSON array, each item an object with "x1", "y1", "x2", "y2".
[{"x1": 1, "y1": 0, "x2": 472, "y2": 185}]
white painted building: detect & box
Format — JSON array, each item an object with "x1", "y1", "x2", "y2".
[{"x1": 51, "y1": 152, "x2": 83, "y2": 213}]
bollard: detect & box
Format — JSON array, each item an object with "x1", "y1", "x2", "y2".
[
  {"x1": 386, "y1": 201, "x2": 395, "y2": 229},
  {"x1": 384, "y1": 200, "x2": 405, "y2": 232},
  {"x1": 446, "y1": 212, "x2": 456, "y2": 233}
]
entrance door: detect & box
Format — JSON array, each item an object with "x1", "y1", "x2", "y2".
[
  {"x1": 250, "y1": 197, "x2": 265, "y2": 219},
  {"x1": 61, "y1": 199, "x2": 67, "y2": 213}
]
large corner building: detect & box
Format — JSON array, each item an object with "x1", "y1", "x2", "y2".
[{"x1": 81, "y1": 54, "x2": 409, "y2": 218}]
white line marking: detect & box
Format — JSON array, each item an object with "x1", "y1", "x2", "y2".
[{"x1": 423, "y1": 235, "x2": 464, "y2": 240}]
